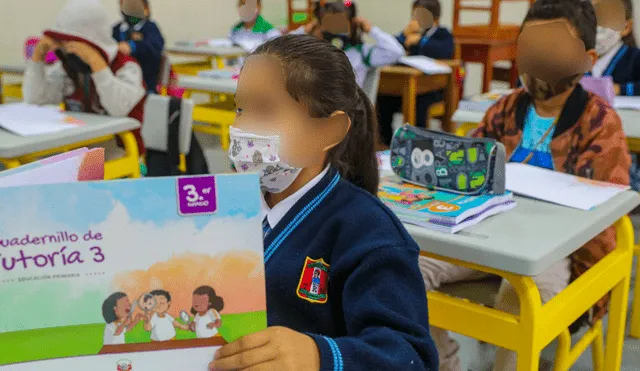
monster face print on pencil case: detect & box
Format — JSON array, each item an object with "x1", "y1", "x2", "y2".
[{"x1": 390, "y1": 125, "x2": 506, "y2": 195}]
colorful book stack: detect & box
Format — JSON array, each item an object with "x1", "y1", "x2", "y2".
[{"x1": 379, "y1": 176, "x2": 516, "y2": 234}]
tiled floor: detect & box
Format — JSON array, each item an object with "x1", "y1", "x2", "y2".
[{"x1": 196, "y1": 131, "x2": 640, "y2": 371}]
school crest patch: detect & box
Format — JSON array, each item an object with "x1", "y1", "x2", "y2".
[{"x1": 296, "y1": 257, "x2": 330, "y2": 304}]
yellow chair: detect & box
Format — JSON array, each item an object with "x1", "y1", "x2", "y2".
[
  {"x1": 455, "y1": 122, "x2": 479, "y2": 137},
  {"x1": 427, "y1": 215, "x2": 635, "y2": 371},
  {"x1": 631, "y1": 245, "x2": 640, "y2": 339},
  {"x1": 183, "y1": 91, "x2": 235, "y2": 150}
]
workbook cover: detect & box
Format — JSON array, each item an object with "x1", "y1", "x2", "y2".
[
  {"x1": 0, "y1": 174, "x2": 266, "y2": 370},
  {"x1": 379, "y1": 176, "x2": 514, "y2": 223}
]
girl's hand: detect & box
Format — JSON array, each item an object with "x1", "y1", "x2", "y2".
[
  {"x1": 209, "y1": 327, "x2": 320, "y2": 371},
  {"x1": 64, "y1": 41, "x2": 108, "y2": 72},
  {"x1": 118, "y1": 41, "x2": 132, "y2": 56},
  {"x1": 354, "y1": 16, "x2": 372, "y2": 33},
  {"x1": 33, "y1": 36, "x2": 59, "y2": 62},
  {"x1": 404, "y1": 33, "x2": 422, "y2": 48},
  {"x1": 304, "y1": 19, "x2": 318, "y2": 34},
  {"x1": 189, "y1": 322, "x2": 196, "y2": 332},
  {"x1": 403, "y1": 20, "x2": 421, "y2": 36},
  {"x1": 614, "y1": 84, "x2": 621, "y2": 95}
]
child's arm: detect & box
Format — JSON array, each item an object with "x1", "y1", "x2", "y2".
[
  {"x1": 416, "y1": 33, "x2": 454, "y2": 60},
  {"x1": 305, "y1": 245, "x2": 437, "y2": 370},
  {"x1": 618, "y1": 51, "x2": 640, "y2": 96},
  {"x1": 22, "y1": 61, "x2": 72, "y2": 105},
  {"x1": 173, "y1": 320, "x2": 189, "y2": 331},
  {"x1": 129, "y1": 23, "x2": 165, "y2": 63},
  {"x1": 362, "y1": 26, "x2": 406, "y2": 67},
  {"x1": 472, "y1": 94, "x2": 511, "y2": 140},
  {"x1": 92, "y1": 62, "x2": 146, "y2": 117}
]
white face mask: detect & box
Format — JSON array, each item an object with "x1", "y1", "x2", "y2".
[
  {"x1": 229, "y1": 126, "x2": 302, "y2": 194},
  {"x1": 595, "y1": 26, "x2": 622, "y2": 56}
]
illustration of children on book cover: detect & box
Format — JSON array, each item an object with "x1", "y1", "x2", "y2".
[{"x1": 0, "y1": 175, "x2": 266, "y2": 370}]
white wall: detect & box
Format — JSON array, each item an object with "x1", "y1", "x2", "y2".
[{"x1": 1, "y1": 0, "x2": 639, "y2": 94}]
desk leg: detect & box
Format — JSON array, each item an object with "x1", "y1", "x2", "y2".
[
  {"x1": 628, "y1": 248, "x2": 640, "y2": 338},
  {"x1": 214, "y1": 56, "x2": 224, "y2": 69},
  {"x1": 443, "y1": 70, "x2": 457, "y2": 133},
  {"x1": 1, "y1": 158, "x2": 21, "y2": 169},
  {"x1": 117, "y1": 131, "x2": 141, "y2": 178},
  {"x1": 0, "y1": 71, "x2": 4, "y2": 105},
  {"x1": 603, "y1": 255, "x2": 633, "y2": 369},
  {"x1": 483, "y1": 58, "x2": 494, "y2": 93},
  {"x1": 403, "y1": 76, "x2": 417, "y2": 126},
  {"x1": 509, "y1": 60, "x2": 519, "y2": 89}
]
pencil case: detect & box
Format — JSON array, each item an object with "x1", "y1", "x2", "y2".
[{"x1": 390, "y1": 124, "x2": 506, "y2": 195}]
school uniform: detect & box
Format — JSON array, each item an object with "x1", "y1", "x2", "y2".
[
  {"x1": 229, "y1": 15, "x2": 282, "y2": 50},
  {"x1": 377, "y1": 27, "x2": 455, "y2": 145},
  {"x1": 588, "y1": 42, "x2": 640, "y2": 96},
  {"x1": 22, "y1": 0, "x2": 147, "y2": 155},
  {"x1": 261, "y1": 166, "x2": 438, "y2": 371},
  {"x1": 112, "y1": 19, "x2": 165, "y2": 93},
  {"x1": 588, "y1": 42, "x2": 640, "y2": 190}
]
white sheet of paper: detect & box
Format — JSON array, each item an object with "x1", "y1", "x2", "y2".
[
  {"x1": 208, "y1": 38, "x2": 235, "y2": 48},
  {"x1": 0, "y1": 155, "x2": 83, "y2": 188},
  {"x1": 376, "y1": 150, "x2": 391, "y2": 172},
  {"x1": 399, "y1": 56, "x2": 452, "y2": 75},
  {"x1": 613, "y1": 96, "x2": 640, "y2": 110},
  {"x1": 235, "y1": 39, "x2": 262, "y2": 53},
  {"x1": 505, "y1": 163, "x2": 629, "y2": 210},
  {"x1": 0, "y1": 103, "x2": 76, "y2": 136}
]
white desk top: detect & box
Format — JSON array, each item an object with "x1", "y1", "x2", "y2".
[
  {"x1": 407, "y1": 192, "x2": 640, "y2": 276},
  {"x1": 0, "y1": 65, "x2": 26, "y2": 74},
  {"x1": 166, "y1": 44, "x2": 246, "y2": 57},
  {"x1": 178, "y1": 75, "x2": 238, "y2": 94},
  {"x1": 0, "y1": 113, "x2": 140, "y2": 158}
]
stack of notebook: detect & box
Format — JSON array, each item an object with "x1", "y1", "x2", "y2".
[{"x1": 378, "y1": 176, "x2": 516, "y2": 234}]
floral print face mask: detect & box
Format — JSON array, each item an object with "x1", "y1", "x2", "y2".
[{"x1": 229, "y1": 126, "x2": 302, "y2": 194}]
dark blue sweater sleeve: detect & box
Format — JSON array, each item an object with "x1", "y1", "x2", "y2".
[
  {"x1": 112, "y1": 24, "x2": 121, "y2": 42},
  {"x1": 131, "y1": 23, "x2": 164, "y2": 62},
  {"x1": 308, "y1": 245, "x2": 438, "y2": 371},
  {"x1": 417, "y1": 35, "x2": 454, "y2": 60}
]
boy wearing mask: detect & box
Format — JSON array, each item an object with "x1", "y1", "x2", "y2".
[
  {"x1": 113, "y1": 0, "x2": 165, "y2": 94},
  {"x1": 23, "y1": 0, "x2": 147, "y2": 157},
  {"x1": 420, "y1": 0, "x2": 631, "y2": 369},
  {"x1": 230, "y1": 0, "x2": 282, "y2": 49}
]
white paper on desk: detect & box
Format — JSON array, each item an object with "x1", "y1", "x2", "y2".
[
  {"x1": 235, "y1": 39, "x2": 262, "y2": 53},
  {"x1": 399, "y1": 56, "x2": 452, "y2": 75},
  {"x1": 614, "y1": 96, "x2": 640, "y2": 110},
  {"x1": 505, "y1": 163, "x2": 629, "y2": 210},
  {"x1": 207, "y1": 38, "x2": 234, "y2": 47},
  {"x1": 0, "y1": 103, "x2": 77, "y2": 136},
  {"x1": 376, "y1": 150, "x2": 391, "y2": 172}
]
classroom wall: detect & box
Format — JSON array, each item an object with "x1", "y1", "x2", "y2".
[{"x1": 1, "y1": 0, "x2": 639, "y2": 95}]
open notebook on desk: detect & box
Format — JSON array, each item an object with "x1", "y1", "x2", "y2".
[
  {"x1": 399, "y1": 56, "x2": 452, "y2": 74},
  {"x1": 505, "y1": 163, "x2": 629, "y2": 210},
  {"x1": 0, "y1": 104, "x2": 81, "y2": 136}
]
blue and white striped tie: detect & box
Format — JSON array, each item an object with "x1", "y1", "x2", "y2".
[{"x1": 262, "y1": 216, "x2": 271, "y2": 239}]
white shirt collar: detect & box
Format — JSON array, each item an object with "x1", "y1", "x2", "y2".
[
  {"x1": 592, "y1": 41, "x2": 623, "y2": 77},
  {"x1": 119, "y1": 20, "x2": 147, "y2": 33},
  {"x1": 424, "y1": 26, "x2": 438, "y2": 39},
  {"x1": 261, "y1": 165, "x2": 330, "y2": 229}
]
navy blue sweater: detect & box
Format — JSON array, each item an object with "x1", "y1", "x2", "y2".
[
  {"x1": 396, "y1": 27, "x2": 454, "y2": 59},
  {"x1": 585, "y1": 45, "x2": 640, "y2": 96},
  {"x1": 264, "y1": 167, "x2": 438, "y2": 371},
  {"x1": 112, "y1": 20, "x2": 165, "y2": 92}
]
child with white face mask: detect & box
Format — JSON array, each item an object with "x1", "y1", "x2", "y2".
[
  {"x1": 590, "y1": 0, "x2": 639, "y2": 96},
  {"x1": 230, "y1": 0, "x2": 282, "y2": 52},
  {"x1": 212, "y1": 34, "x2": 438, "y2": 371}
]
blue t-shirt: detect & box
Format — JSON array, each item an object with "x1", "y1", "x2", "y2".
[{"x1": 510, "y1": 105, "x2": 556, "y2": 169}]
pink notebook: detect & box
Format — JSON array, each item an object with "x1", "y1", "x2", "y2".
[{"x1": 580, "y1": 76, "x2": 615, "y2": 105}]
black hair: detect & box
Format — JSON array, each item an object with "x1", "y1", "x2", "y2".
[
  {"x1": 191, "y1": 285, "x2": 224, "y2": 315},
  {"x1": 254, "y1": 35, "x2": 379, "y2": 194},
  {"x1": 150, "y1": 289, "x2": 171, "y2": 302},
  {"x1": 621, "y1": 0, "x2": 636, "y2": 47},
  {"x1": 102, "y1": 292, "x2": 128, "y2": 323},
  {"x1": 413, "y1": 0, "x2": 441, "y2": 19},
  {"x1": 522, "y1": 0, "x2": 597, "y2": 50},
  {"x1": 317, "y1": 0, "x2": 363, "y2": 46}
]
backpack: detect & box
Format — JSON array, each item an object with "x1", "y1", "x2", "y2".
[{"x1": 143, "y1": 95, "x2": 209, "y2": 176}]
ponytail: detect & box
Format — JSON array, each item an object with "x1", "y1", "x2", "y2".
[{"x1": 328, "y1": 87, "x2": 379, "y2": 194}]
